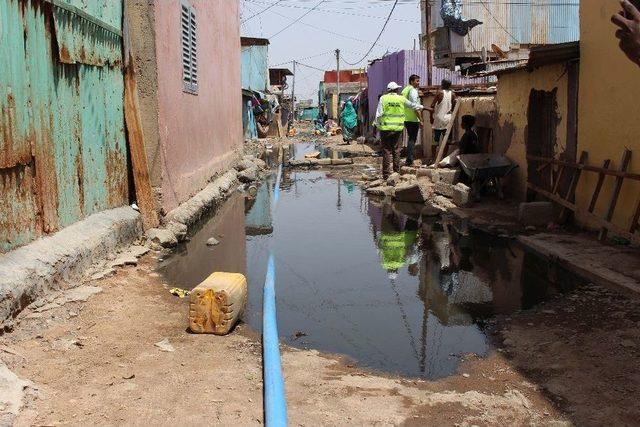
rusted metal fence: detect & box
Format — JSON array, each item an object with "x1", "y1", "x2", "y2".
[{"x1": 0, "y1": 0, "x2": 128, "y2": 252}]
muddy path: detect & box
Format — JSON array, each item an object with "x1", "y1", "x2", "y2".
[{"x1": 2, "y1": 147, "x2": 640, "y2": 425}]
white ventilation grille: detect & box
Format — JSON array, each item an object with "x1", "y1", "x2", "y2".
[{"x1": 181, "y1": 1, "x2": 197, "y2": 93}]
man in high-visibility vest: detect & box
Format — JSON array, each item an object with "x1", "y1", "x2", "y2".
[
  {"x1": 374, "y1": 82, "x2": 425, "y2": 179},
  {"x1": 401, "y1": 75, "x2": 424, "y2": 166}
]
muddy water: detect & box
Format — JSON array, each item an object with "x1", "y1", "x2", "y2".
[{"x1": 160, "y1": 170, "x2": 571, "y2": 380}]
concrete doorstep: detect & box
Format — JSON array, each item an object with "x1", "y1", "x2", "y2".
[{"x1": 0, "y1": 207, "x2": 142, "y2": 328}]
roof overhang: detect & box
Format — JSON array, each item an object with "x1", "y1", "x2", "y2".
[
  {"x1": 467, "y1": 42, "x2": 580, "y2": 77},
  {"x1": 241, "y1": 37, "x2": 270, "y2": 47}
]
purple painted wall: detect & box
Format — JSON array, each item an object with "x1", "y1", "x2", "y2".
[{"x1": 367, "y1": 50, "x2": 493, "y2": 121}]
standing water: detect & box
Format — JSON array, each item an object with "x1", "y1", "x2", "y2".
[{"x1": 160, "y1": 169, "x2": 573, "y2": 380}]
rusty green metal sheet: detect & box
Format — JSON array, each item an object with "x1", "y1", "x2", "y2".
[
  {"x1": 0, "y1": 0, "x2": 128, "y2": 252},
  {"x1": 52, "y1": 4, "x2": 123, "y2": 66}
]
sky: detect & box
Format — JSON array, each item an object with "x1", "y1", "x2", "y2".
[{"x1": 240, "y1": 0, "x2": 422, "y2": 104}]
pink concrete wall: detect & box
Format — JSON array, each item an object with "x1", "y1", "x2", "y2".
[{"x1": 154, "y1": 0, "x2": 242, "y2": 212}]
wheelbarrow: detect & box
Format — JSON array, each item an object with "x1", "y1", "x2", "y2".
[{"x1": 457, "y1": 154, "x2": 518, "y2": 200}]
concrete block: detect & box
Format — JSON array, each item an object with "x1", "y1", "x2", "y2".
[
  {"x1": 288, "y1": 159, "x2": 312, "y2": 167},
  {"x1": 166, "y1": 170, "x2": 238, "y2": 227},
  {"x1": 452, "y1": 183, "x2": 472, "y2": 207},
  {"x1": 238, "y1": 166, "x2": 259, "y2": 183},
  {"x1": 386, "y1": 172, "x2": 402, "y2": 186},
  {"x1": 436, "y1": 169, "x2": 461, "y2": 185},
  {"x1": 400, "y1": 166, "x2": 417, "y2": 175},
  {"x1": 366, "y1": 186, "x2": 395, "y2": 197},
  {"x1": 393, "y1": 181, "x2": 433, "y2": 203},
  {"x1": 518, "y1": 202, "x2": 554, "y2": 226},
  {"x1": 147, "y1": 228, "x2": 178, "y2": 248},
  {"x1": 167, "y1": 221, "x2": 188, "y2": 242},
  {"x1": 435, "y1": 182, "x2": 455, "y2": 198},
  {"x1": 0, "y1": 207, "x2": 141, "y2": 324},
  {"x1": 421, "y1": 168, "x2": 437, "y2": 180}
]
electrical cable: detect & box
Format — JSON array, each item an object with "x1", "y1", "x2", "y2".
[
  {"x1": 271, "y1": 50, "x2": 334, "y2": 67},
  {"x1": 245, "y1": 0, "x2": 420, "y2": 23},
  {"x1": 241, "y1": 0, "x2": 284, "y2": 23},
  {"x1": 265, "y1": 8, "x2": 403, "y2": 54},
  {"x1": 296, "y1": 61, "x2": 328, "y2": 72},
  {"x1": 269, "y1": 0, "x2": 326, "y2": 38},
  {"x1": 341, "y1": 0, "x2": 400, "y2": 66}
]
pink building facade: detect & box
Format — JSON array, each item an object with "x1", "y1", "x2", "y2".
[{"x1": 127, "y1": 0, "x2": 243, "y2": 213}]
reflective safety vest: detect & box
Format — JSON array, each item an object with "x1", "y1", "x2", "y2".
[
  {"x1": 401, "y1": 85, "x2": 419, "y2": 123},
  {"x1": 379, "y1": 230, "x2": 418, "y2": 271},
  {"x1": 378, "y1": 94, "x2": 406, "y2": 132}
]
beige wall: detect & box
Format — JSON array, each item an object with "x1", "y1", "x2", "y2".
[
  {"x1": 494, "y1": 64, "x2": 570, "y2": 198},
  {"x1": 423, "y1": 65, "x2": 570, "y2": 199},
  {"x1": 575, "y1": 2, "x2": 640, "y2": 231}
]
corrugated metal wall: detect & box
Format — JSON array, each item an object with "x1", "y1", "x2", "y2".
[
  {"x1": 0, "y1": 0, "x2": 128, "y2": 252},
  {"x1": 241, "y1": 45, "x2": 268, "y2": 92},
  {"x1": 432, "y1": 0, "x2": 580, "y2": 53},
  {"x1": 367, "y1": 50, "x2": 492, "y2": 120}
]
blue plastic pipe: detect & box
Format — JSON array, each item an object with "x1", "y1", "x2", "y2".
[
  {"x1": 263, "y1": 255, "x2": 287, "y2": 426},
  {"x1": 263, "y1": 162, "x2": 287, "y2": 427},
  {"x1": 273, "y1": 162, "x2": 283, "y2": 206}
]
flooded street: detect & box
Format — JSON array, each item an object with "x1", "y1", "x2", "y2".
[{"x1": 160, "y1": 166, "x2": 576, "y2": 380}]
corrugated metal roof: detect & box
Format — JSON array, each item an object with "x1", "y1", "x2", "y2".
[
  {"x1": 468, "y1": 41, "x2": 580, "y2": 76},
  {"x1": 432, "y1": 0, "x2": 579, "y2": 54}
]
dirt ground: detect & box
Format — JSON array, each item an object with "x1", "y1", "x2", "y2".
[
  {"x1": 2, "y1": 129, "x2": 640, "y2": 425},
  {"x1": 0, "y1": 245, "x2": 638, "y2": 426}
]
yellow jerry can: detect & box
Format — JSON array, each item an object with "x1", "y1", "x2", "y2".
[{"x1": 188, "y1": 272, "x2": 248, "y2": 335}]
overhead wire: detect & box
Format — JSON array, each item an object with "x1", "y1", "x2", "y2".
[
  {"x1": 269, "y1": 0, "x2": 326, "y2": 38},
  {"x1": 271, "y1": 50, "x2": 334, "y2": 67},
  {"x1": 341, "y1": 0, "x2": 400, "y2": 66},
  {"x1": 266, "y1": 8, "x2": 403, "y2": 52},
  {"x1": 245, "y1": 0, "x2": 420, "y2": 23},
  {"x1": 242, "y1": 0, "x2": 284, "y2": 23}
]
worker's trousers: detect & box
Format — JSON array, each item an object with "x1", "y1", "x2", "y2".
[{"x1": 380, "y1": 130, "x2": 403, "y2": 179}]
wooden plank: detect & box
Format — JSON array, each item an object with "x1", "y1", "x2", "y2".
[
  {"x1": 434, "y1": 102, "x2": 460, "y2": 167},
  {"x1": 536, "y1": 161, "x2": 551, "y2": 173},
  {"x1": 588, "y1": 159, "x2": 611, "y2": 213},
  {"x1": 527, "y1": 155, "x2": 640, "y2": 181},
  {"x1": 528, "y1": 182, "x2": 640, "y2": 245},
  {"x1": 123, "y1": 11, "x2": 159, "y2": 231},
  {"x1": 552, "y1": 165, "x2": 565, "y2": 195},
  {"x1": 599, "y1": 149, "x2": 632, "y2": 241},
  {"x1": 630, "y1": 194, "x2": 640, "y2": 234},
  {"x1": 558, "y1": 151, "x2": 588, "y2": 222}
]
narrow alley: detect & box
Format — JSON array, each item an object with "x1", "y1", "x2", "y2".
[{"x1": 2, "y1": 1, "x2": 640, "y2": 426}]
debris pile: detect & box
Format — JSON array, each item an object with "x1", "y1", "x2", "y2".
[{"x1": 365, "y1": 166, "x2": 472, "y2": 211}]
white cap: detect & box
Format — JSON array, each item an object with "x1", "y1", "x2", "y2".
[{"x1": 387, "y1": 81, "x2": 401, "y2": 91}]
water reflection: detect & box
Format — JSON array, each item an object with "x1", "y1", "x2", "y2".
[
  {"x1": 161, "y1": 171, "x2": 569, "y2": 380},
  {"x1": 158, "y1": 194, "x2": 247, "y2": 290}
]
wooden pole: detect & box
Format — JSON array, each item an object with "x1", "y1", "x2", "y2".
[
  {"x1": 123, "y1": 6, "x2": 159, "y2": 230},
  {"x1": 425, "y1": 0, "x2": 433, "y2": 86},
  {"x1": 434, "y1": 102, "x2": 460, "y2": 166},
  {"x1": 599, "y1": 149, "x2": 632, "y2": 241}
]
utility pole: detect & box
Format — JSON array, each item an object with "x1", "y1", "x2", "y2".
[
  {"x1": 288, "y1": 60, "x2": 296, "y2": 134},
  {"x1": 335, "y1": 49, "x2": 340, "y2": 123},
  {"x1": 424, "y1": 0, "x2": 433, "y2": 86}
]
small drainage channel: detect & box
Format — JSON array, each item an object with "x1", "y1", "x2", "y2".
[{"x1": 159, "y1": 169, "x2": 579, "y2": 380}]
